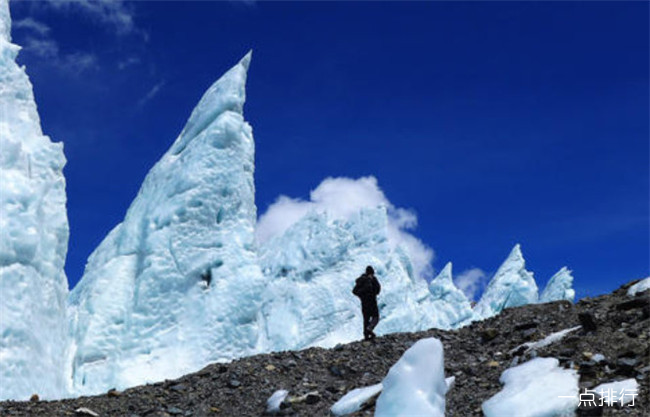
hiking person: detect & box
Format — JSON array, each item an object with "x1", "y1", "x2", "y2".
[{"x1": 352, "y1": 265, "x2": 381, "y2": 340}]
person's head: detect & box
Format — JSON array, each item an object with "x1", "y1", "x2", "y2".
[{"x1": 365, "y1": 265, "x2": 374, "y2": 275}]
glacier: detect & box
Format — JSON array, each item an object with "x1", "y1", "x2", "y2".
[
  {"x1": 540, "y1": 266, "x2": 575, "y2": 303},
  {"x1": 257, "y1": 204, "x2": 456, "y2": 350},
  {"x1": 68, "y1": 51, "x2": 267, "y2": 395},
  {"x1": 427, "y1": 262, "x2": 477, "y2": 328},
  {"x1": 0, "y1": 0, "x2": 70, "y2": 401},
  {"x1": 474, "y1": 244, "x2": 539, "y2": 319},
  {"x1": 0, "y1": 0, "x2": 578, "y2": 399}
]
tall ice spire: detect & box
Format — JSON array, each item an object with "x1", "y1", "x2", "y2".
[{"x1": 0, "y1": 0, "x2": 70, "y2": 400}]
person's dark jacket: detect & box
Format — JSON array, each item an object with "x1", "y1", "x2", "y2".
[{"x1": 352, "y1": 273, "x2": 381, "y2": 315}]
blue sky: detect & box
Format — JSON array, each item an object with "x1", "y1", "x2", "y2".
[{"x1": 9, "y1": 0, "x2": 649, "y2": 298}]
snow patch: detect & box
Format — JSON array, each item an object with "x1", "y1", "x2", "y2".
[
  {"x1": 266, "y1": 389, "x2": 289, "y2": 414},
  {"x1": 593, "y1": 378, "x2": 639, "y2": 406},
  {"x1": 482, "y1": 357, "x2": 579, "y2": 417},
  {"x1": 445, "y1": 376, "x2": 456, "y2": 393},
  {"x1": 510, "y1": 326, "x2": 582, "y2": 355},
  {"x1": 330, "y1": 383, "x2": 382, "y2": 416},
  {"x1": 627, "y1": 277, "x2": 650, "y2": 296},
  {"x1": 375, "y1": 338, "x2": 446, "y2": 417}
]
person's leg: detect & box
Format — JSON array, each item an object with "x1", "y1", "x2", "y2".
[
  {"x1": 362, "y1": 310, "x2": 371, "y2": 339},
  {"x1": 368, "y1": 315, "x2": 378, "y2": 331},
  {"x1": 367, "y1": 315, "x2": 379, "y2": 339}
]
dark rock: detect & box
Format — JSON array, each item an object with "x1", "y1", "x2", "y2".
[
  {"x1": 559, "y1": 348, "x2": 576, "y2": 357},
  {"x1": 28, "y1": 394, "x2": 38, "y2": 402},
  {"x1": 616, "y1": 357, "x2": 639, "y2": 376},
  {"x1": 169, "y1": 383, "x2": 187, "y2": 392},
  {"x1": 480, "y1": 328, "x2": 499, "y2": 342},
  {"x1": 329, "y1": 365, "x2": 343, "y2": 377},
  {"x1": 228, "y1": 379, "x2": 241, "y2": 388},
  {"x1": 167, "y1": 407, "x2": 184, "y2": 415},
  {"x1": 514, "y1": 321, "x2": 538, "y2": 331},
  {"x1": 304, "y1": 392, "x2": 321, "y2": 405},
  {"x1": 615, "y1": 298, "x2": 648, "y2": 311},
  {"x1": 578, "y1": 312, "x2": 597, "y2": 332},
  {"x1": 522, "y1": 328, "x2": 538, "y2": 340}
]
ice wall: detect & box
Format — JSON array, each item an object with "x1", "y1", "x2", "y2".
[
  {"x1": 428, "y1": 262, "x2": 477, "y2": 328},
  {"x1": 539, "y1": 267, "x2": 575, "y2": 303},
  {"x1": 0, "y1": 0, "x2": 70, "y2": 400},
  {"x1": 474, "y1": 244, "x2": 538, "y2": 319},
  {"x1": 258, "y1": 206, "x2": 443, "y2": 350},
  {"x1": 68, "y1": 52, "x2": 266, "y2": 395}
]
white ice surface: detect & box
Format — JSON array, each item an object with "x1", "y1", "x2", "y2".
[
  {"x1": 0, "y1": 0, "x2": 70, "y2": 400},
  {"x1": 510, "y1": 326, "x2": 582, "y2": 355},
  {"x1": 592, "y1": 353, "x2": 605, "y2": 363},
  {"x1": 330, "y1": 383, "x2": 382, "y2": 416},
  {"x1": 593, "y1": 378, "x2": 639, "y2": 406},
  {"x1": 258, "y1": 207, "x2": 455, "y2": 351},
  {"x1": 482, "y1": 357, "x2": 579, "y2": 417},
  {"x1": 627, "y1": 277, "x2": 650, "y2": 296},
  {"x1": 375, "y1": 338, "x2": 446, "y2": 417},
  {"x1": 474, "y1": 244, "x2": 539, "y2": 319},
  {"x1": 540, "y1": 267, "x2": 575, "y2": 303},
  {"x1": 266, "y1": 389, "x2": 289, "y2": 413},
  {"x1": 69, "y1": 51, "x2": 267, "y2": 395},
  {"x1": 428, "y1": 262, "x2": 477, "y2": 328},
  {"x1": 445, "y1": 376, "x2": 456, "y2": 392}
]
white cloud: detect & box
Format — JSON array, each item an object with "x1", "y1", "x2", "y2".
[
  {"x1": 137, "y1": 81, "x2": 165, "y2": 108},
  {"x1": 44, "y1": 0, "x2": 137, "y2": 35},
  {"x1": 454, "y1": 268, "x2": 487, "y2": 301},
  {"x1": 22, "y1": 37, "x2": 58, "y2": 58},
  {"x1": 13, "y1": 17, "x2": 50, "y2": 35},
  {"x1": 22, "y1": 37, "x2": 97, "y2": 73},
  {"x1": 257, "y1": 176, "x2": 434, "y2": 279},
  {"x1": 117, "y1": 56, "x2": 139, "y2": 70}
]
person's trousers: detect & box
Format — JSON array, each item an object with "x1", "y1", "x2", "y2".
[{"x1": 362, "y1": 309, "x2": 379, "y2": 338}]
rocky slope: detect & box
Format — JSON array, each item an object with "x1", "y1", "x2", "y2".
[{"x1": 1, "y1": 279, "x2": 647, "y2": 417}]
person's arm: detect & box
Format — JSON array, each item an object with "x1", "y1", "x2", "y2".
[
  {"x1": 352, "y1": 279, "x2": 360, "y2": 296},
  {"x1": 373, "y1": 276, "x2": 381, "y2": 295}
]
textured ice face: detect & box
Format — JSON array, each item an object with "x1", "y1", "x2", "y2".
[
  {"x1": 474, "y1": 244, "x2": 539, "y2": 319},
  {"x1": 540, "y1": 267, "x2": 575, "y2": 303},
  {"x1": 258, "y1": 206, "x2": 445, "y2": 350},
  {"x1": 0, "y1": 0, "x2": 9, "y2": 42},
  {"x1": 428, "y1": 262, "x2": 477, "y2": 328},
  {"x1": 375, "y1": 338, "x2": 446, "y2": 417},
  {"x1": 68, "y1": 52, "x2": 266, "y2": 395},
  {"x1": 0, "y1": 0, "x2": 70, "y2": 400}
]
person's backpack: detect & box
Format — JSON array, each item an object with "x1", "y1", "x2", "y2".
[{"x1": 353, "y1": 274, "x2": 374, "y2": 298}]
